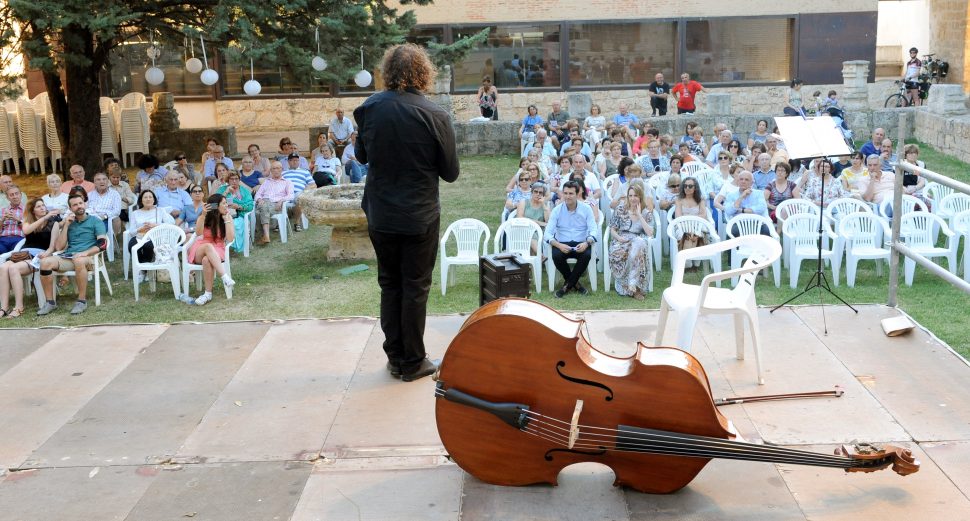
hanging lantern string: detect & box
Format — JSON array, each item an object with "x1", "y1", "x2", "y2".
[
  {"x1": 360, "y1": 45, "x2": 364, "y2": 69},
  {"x1": 316, "y1": 28, "x2": 321, "y2": 55},
  {"x1": 200, "y1": 35, "x2": 208, "y2": 68},
  {"x1": 150, "y1": 29, "x2": 157, "y2": 68},
  {"x1": 190, "y1": 38, "x2": 195, "y2": 58}
]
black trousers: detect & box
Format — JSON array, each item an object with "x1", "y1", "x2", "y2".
[
  {"x1": 128, "y1": 237, "x2": 154, "y2": 263},
  {"x1": 652, "y1": 104, "x2": 667, "y2": 116},
  {"x1": 551, "y1": 240, "x2": 592, "y2": 289},
  {"x1": 678, "y1": 107, "x2": 695, "y2": 115},
  {"x1": 368, "y1": 217, "x2": 439, "y2": 373}
]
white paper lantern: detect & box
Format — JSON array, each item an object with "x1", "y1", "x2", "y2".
[
  {"x1": 200, "y1": 68, "x2": 219, "y2": 86},
  {"x1": 312, "y1": 56, "x2": 328, "y2": 71},
  {"x1": 243, "y1": 79, "x2": 262, "y2": 96},
  {"x1": 354, "y1": 69, "x2": 372, "y2": 88},
  {"x1": 145, "y1": 67, "x2": 165, "y2": 86},
  {"x1": 185, "y1": 57, "x2": 203, "y2": 74}
]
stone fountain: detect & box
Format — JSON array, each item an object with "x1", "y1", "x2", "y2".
[{"x1": 299, "y1": 184, "x2": 374, "y2": 261}]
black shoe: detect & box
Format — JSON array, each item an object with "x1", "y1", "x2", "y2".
[
  {"x1": 554, "y1": 285, "x2": 568, "y2": 298},
  {"x1": 574, "y1": 282, "x2": 589, "y2": 296},
  {"x1": 401, "y1": 358, "x2": 438, "y2": 382},
  {"x1": 386, "y1": 361, "x2": 402, "y2": 378}
]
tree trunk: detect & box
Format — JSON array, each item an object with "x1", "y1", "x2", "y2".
[{"x1": 51, "y1": 25, "x2": 105, "y2": 180}]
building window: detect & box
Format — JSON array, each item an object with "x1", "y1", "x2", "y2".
[
  {"x1": 102, "y1": 41, "x2": 212, "y2": 98},
  {"x1": 568, "y1": 21, "x2": 677, "y2": 87},
  {"x1": 685, "y1": 18, "x2": 793, "y2": 83},
  {"x1": 221, "y1": 56, "x2": 332, "y2": 97},
  {"x1": 451, "y1": 24, "x2": 562, "y2": 91}
]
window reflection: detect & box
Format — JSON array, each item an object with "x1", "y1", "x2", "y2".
[
  {"x1": 452, "y1": 25, "x2": 561, "y2": 91},
  {"x1": 102, "y1": 41, "x2": 212, "y2": 98},
  {"x1": 568, "y1": 22, "x2": 676, "y2": 86},
  {"x1": 685, "y1": 19, "x2": 793, "y2": 83}
]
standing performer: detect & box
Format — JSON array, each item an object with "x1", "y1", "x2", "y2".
[{"x1": 354, "y1": 44, "x2": 460, "y2": 382}]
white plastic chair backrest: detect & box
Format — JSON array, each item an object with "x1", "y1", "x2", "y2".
[
  {"x1": 924, "y1": 182, "x2": 954, "y2": 205},
  {"x1": 825, "y1": 197, "x2": 871, "y2": 227},
  {"x1": 162, "y1": 160, "x2": 178, "y2": 172},
  {"x1": 120, "y1": 93, "x2": 146, "y2": 110},
  {"x1": 900, "y1": 212, "x2": 947, "y2": 249},
  {"x1": 494, "y1": 217, "x2": 541, "y2": 257},
  {"x1": 667, "y1": 215, "x2": 717, "y2": 242},
  {"x1": 940, "y1": 193, "x2": 970, "y2": 218},
  {"x1": 444, "y1": 218, "x2": 489, "y2": 257},
  {"x1": 603, "y1": 174, "x2": 619, "y2": 198},
  {"x1": 31, "y1": 92, "x2": 49, "y2": 117},
  {"x1": 0, "y1": 110, "x2": 14, "y2": 151},
  {"x1": 734, "y1": 235, "x2": 782, "y2": 291},
  {"x1": 879, "y1": 194, "x2": 927, "y2": 218},
  {"x1": 15, "y1": 98, "x2": 38, "y2": 150},
  {"x1": 776, "y1": 199, "x2": 819, "y2": 223},
  {"x1": 726, "y1": 214, "x2": 776, "y2": 239},
  {"x1": 783, "y1": 214, "x2": 823, "y2": 248},
  {"x1": 838, "y1": 212, "x2": 884, "y2": 251},
  {"x1": 42, "y1": 98, "x2": 60, "y2": 150},
  {"x1": 647, "y1": 172, "x2": 667, "y2": 192},
  {"x1": 99, "y1": 97, "x2": 115, "y2": 114},
  {"x1": 141, "y1": 224, "x2": 186, "y2": 262},
  {"x1": 681, "y1": 161, "x2": 707, "y2": 177},
  {"x1": 954, "y1": 209, "x2": 970, "y2": 235}
]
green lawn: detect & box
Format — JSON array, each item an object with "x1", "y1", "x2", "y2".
[{"x1": 4, "y1": 144, "x2": 969, "y2": 359}]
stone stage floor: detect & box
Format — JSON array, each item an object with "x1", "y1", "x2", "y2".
[{"x1": 1, "y1": 305, "x2": 969, "y2": 521}]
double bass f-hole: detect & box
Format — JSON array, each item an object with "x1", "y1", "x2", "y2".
[{"x1": 556, "y1": 361, "x2": 614, "y2": 401}]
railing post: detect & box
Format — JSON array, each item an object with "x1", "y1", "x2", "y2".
[{"x1": 887, "y1": 119, "x2": 907, "y2": 307}]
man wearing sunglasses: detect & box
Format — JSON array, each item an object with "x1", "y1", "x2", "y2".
[{"x1": 275, "y1": 138, "x2": 309, "y2": 171}]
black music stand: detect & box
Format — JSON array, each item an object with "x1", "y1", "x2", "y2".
[{"x1": 769, "y1": 116, "x2": 858, "y2": 333}]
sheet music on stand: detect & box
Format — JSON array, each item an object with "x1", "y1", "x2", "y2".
[{"x1": 773, "y1": 116, "x2": 852, "y2": 160}]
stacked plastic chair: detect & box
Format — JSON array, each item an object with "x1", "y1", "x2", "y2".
[
  {"x1": 34, "y1": 93, "x2": 62, "y2": 174},
  {"x1": 16, "y1": 98, "x2": 46, "y2": 175},
  {"x1": 100, "y1": 97, "x2": 120, "y2": 160},
  {"x1": 119, "y1": 93, "x2": 149, "y2": 167},
  {"x1": 0, "y1": 101, "x2": 21, "y2": 175}
]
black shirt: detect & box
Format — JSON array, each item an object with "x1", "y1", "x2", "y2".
[
  {"x1": 354, "y1": 88, "x2": 460, "y2": 235},
  {"x1": 648, "y1": 82, "x2": 671, "y2": 108}
]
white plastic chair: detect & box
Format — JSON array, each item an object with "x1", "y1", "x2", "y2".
[
  {"x1": 838, "y1": 212, "x2": 891, "y2": 287},
  {"x1": 824, "y1": 197, "x2": 872, "y2": 229},
  {"x1": 783, "y1": 214, "x2": 841, "y2": 288},
  {"x1": 130, "y1": 224, "x2": 186, "y2": 301},
  {"x1": 878, "y1": 194, "x2": 928, "y2": 220},
  {"x1": 954, "y1": 210, "x2": 970, "y2": 283},
  {"x1": 775, "y1": 199, "x2": 820, "y2": 267},
  {"x1": 0, "y1": 238, "x2": 26, "y2": 263},
  {"x1": 725, "y1": 214, "x2": 781, "y2": 287},
  {"x1": 494, "y1": 217, "x2": 543, "y2": 294},
  {"x1": 182, "y1": 234, "x2": 233, "y2": 299},
  {"x1": 100, "y1": 97, "x2": 120, "y2": 160},
  {"x1": 119, "y1": 100, "x2": 149, "y2": 167},
  {"x1": 40, "y1": 251, "x2": 113, "y2": 306},
  {"x1": 938, "y1": 193, "x2": 970, "y2": 228},
  {"x1": 899, "y1": 212, "x2": 958, "y2": 286},
  {"x1": 924, "y1": 182, "x2": 953, "y2": 214},
  {"x1": 36, "y1": 93, "x2": 62, "y2": 174},
  {"x1": 439, "y1": 218, "x2": 490, "y2": 295},
  {"x1": 666, "y1": 216, "x2": 721, "y2": 285},
  {"x1": 601, "y1": 174, "x2": 620, "y2": 225},
  {"x1": 656, "y1": 235, "x2": 782, "y2": 385},
  {"x1": 16, "y1": 98, "x2": 46, "y2": 175},
  {"x1": 0, "y1": 105, "x2": 21, "y2": 175},
  {"x1": 680, "y1": 161, "x2": 708, "y2": 178},
  {"x1": 602, "y1": 209, "x2": 660, "y2": 294}
]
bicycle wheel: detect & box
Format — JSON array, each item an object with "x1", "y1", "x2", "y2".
[{"x1": 885, "y1": 94, "x2": 909, "y2": 108}]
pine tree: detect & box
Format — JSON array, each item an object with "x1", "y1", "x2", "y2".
[{"x1": 1, "y1": 0, "x2": 431, "y2": 176}]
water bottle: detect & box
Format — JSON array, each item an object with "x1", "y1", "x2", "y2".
[{"x1": 178, "y1": 293, "x2": 196, "y2": 305}]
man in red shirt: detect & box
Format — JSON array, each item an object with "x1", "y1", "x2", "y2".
[{"x1": 672, "y1": 73, "x2": 704, "y2": 115}]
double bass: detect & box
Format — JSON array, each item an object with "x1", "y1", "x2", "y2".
[{"x1": 433, "y1": 298, "x2": 918, "y2": 494}]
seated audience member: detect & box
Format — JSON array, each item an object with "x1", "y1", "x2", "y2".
[
  {"x1": 60, "y1": 165, "x2": 96, "y2": 194},
  {"x1": 900, "y1": 144, "x2": 929, "y2": 206},
  {"x1": 675, "y1": 176, "x2": 709, "y2": 220},
  {"x1": 238, "y1": 156, "x2": 264, "y2": 192},
  {"x1": 637, "y1": 139, "x2": 670, "y2": 174},
  {"x1": 523, "y1": 128, "x2": 557, "y2": 160},
  {"x1": 609, "y1": 180, "x2": 654, "y2": 300},
  {"x1": 658, "y1": 174, "x2": 681, "y2": 212},
  {"x1": 612, "y1": 103, "x2": 639, "y2": 133},
  {"x1": 312, "y1": 144, "x2": 342, "y2": 187},
  {"x1": 728, "y1": 139, "x2": 748, "y2": 169},
  {"x1": 341, "y1": 131, "x2": 368, "y2": 183},
  {"x1": 599, "y1": 142, "x2": 624, "y2": 179},
  {"x1": 687, "y1": 125, "x2": 708, "y2": 157},
  {"x1": 128, "y1": 190, "x2": 176, "y2": 268},
  {"x1": 182, "y1": 184, "x2": 206, "y2": 231},
  {"x1": 676, "y1": 143, "x2": 698, "y2": 164},
  {"x1": 328, "y1": 108, "x2": 357, "y2": 158},
  {"x1": 254, "y1": 161, "x2": 295, "y2": 245},
  {"x1": 831, "y1": 154, "x2": 851, "y2": 177},
  {"x1": 0, "y1": 185, "x2": 26, "y2": 254},
  {"x1": 135, "y1": 154, "x2": 168, "y2": 194},
  {"x1": 520, "y1": 104, "x2": 544, "y2": 143},
  {"x1": 505, "y1": 167, "x2": 536, "y2": 219},
  {"x1": 108, "y1": 167, "x2": 136, "y2": 224},
  {"x1": 765, "y1": 135, "x2": 786, "y2": 167},
  {"x1": 583, "y1": 105, "x2": 607, "y2": 144},
  {"x1": 669, "y1": 154, "x2": 685, "y2": 179},
  {"x1": 311, "y1": 131, "x2": 330, "y2": 165},
  {"x1": 525, "y1": 148, "x2": 551, "y2": 178},
  {"x1": 248, "y1": 144, "x2": 272, "y2": 175},
  {"x1": 544, "y1": 180, "x2": 600, "y2": 298},
  {"x1": 199, "y1": 137, "x2": 220, "y2": 165},
  {"x1": 840, "y1": 151, "x2": 869, "y2": 198},
  {"x1": 546, "y1": 101, "x2": 570, "y2": 137},
  {"x1": 566, "y1": 173, "x2": 600, "y2": 222},
  {"x1": 879, "y1": 139, "x2": 897, "y2": 172},
  {"x1": 187, "y1": 194, "x2": 236, "y2": 306},
  {"x1": 705, "y1": 129, "x2": 734, "y2": 166},
  {"x1": 154, "y1": 172, "x2": 193, "y2": 223},
  {"x1": 202, "y1": 145, "x2": 234, "y2": 182},
  {"x1": 748, "y1": 119, "x2": 771, "y2": 149},
  {"x1": 610, "y1": 158, "x2": 646, "y2": 208},
  {"x1": 860, "y1": 163, "x2": 896, "y2": 207},
  {"x1": 559, "y1": 128, "x2": 592, "y2": 158},
  {"x1": 571, "y1": 153, "x2": 602, "y2": 202},
  {"x1": 210, "y1": 163, "x2": 233, "y2": 196},
  {"x1": 859, "y1": 128, "x2": 885, "y2": 158},
  {"x1": 724, "y1": 171, "x2": 771, "y2": 235},
  {"x1": 632, "y1": 126, "x2": 659, "y2": 156},
  {"x1": 517, "y1": 181, "x2": 550, "y2": 227},
  {"x1": 174, "y1": 171, "x2": 191, "y2": 191},
  {"x1": 87, "y1": 172, "x2": 123, "y2": 233},
  {"x1": 506, "y1": 157, "x2": 533, "y2": 193},
  {"x1": 751, "y1": 153, "x2": 776, "y2": 190},
  {"x1": 0, "y1": 175, "x2": 11, "y2": 209},
  {"x1": 799, "y1": 159, "x2": 847, "y2": 208},
  {"x1": 275, "y1": 137, "x2": 310, "y2": 171},
  {"x1": 281, "y1": 153, "x2": 316, "y2": 231},
  {"x1": 42, "y1": 174, "x2": 69, "y2": 213},
  {"x1": 36, "y1": 193, "x2": 107, "y2": 316},
  {"x1": 0, "y1": 196, "x2": 61, "y2": 318},
  {"x1": 172, "y1": 152, "x2": 201, "y2": 186},
  {"x1": 765, "y1": 162, "x2": 796, "y2": 225}
]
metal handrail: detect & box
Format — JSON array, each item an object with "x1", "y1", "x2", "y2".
[{"x1": 887, "y1": 159, "x2": 970, "y2": 306}]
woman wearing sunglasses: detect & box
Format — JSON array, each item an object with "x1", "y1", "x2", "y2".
[{"x1": 674, "y1": 177, "x2": 709, "y2": 220}]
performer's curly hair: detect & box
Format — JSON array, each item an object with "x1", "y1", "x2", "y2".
[{"x1": 381, "y1": 43, "x2": 436, "y2": 93}]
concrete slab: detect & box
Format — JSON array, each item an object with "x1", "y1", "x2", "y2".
[
  {"x1": 0, "y1": 328, "x2": 60, "y2": 377},
  {"x1": 698, "y1": 309, "x2": 909, "y2": 445},
  {"x1": 0, "y1": 466, "x2": 158, "y2": 521},
  {"x1": 291, "y1": 465, "x2": 463, "y2": 521},
  {"x1": 778, "y1": 443, "x2": 970, "y2": 521},
  {"x1": 794, "y1": 306, "x2": 970, "y2": 442},
  {"x1": 322, "y1": 315, "x2": 464, "y2": 457},
  {"x1": 0, "y1": 325, "x2": 167, "y2": 469},
  {"x1": 922, "y1": 441, "x2": 970, "y2": 495},
  {"x1": 460, "y1": 462, "x2": 630, "y2": 521},
  {"x1": 125, "y1": 461, "x2": 311, "y2": 521},
  {"x1": 176, "y1": 319, "x2": 373, "y2": 462},
  {"x1": 625, "y1": 459, "x2": 806, "y2": 521},
  {"x1": 22, "y1": 322, "x2": 270, "y2": 468}
]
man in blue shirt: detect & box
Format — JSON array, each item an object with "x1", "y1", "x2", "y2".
[
  {"x1": 154, "y1": 172, "x2": 192, "y2": 223},
  {"x1": 612, "y1": 103, "x2": 639, "y2": 133},
  {"x1": 751, "y1": 153, "x2": 776, "y2": 190},
  {"x1": 544, "y1": 180, "x2": 600, "y2": 298},
  {"x1": 202, "y1": 146, "x2": 234, "y2": 181},
  {"x1": 724, "y1": 171, "x2": 771, "y2": 236},
  {"x1": 282, "y1": 153, "x2": 316, "y2": 231},
  {"x1": 859, "y1": 128, "x2": 885, "y2": 159}
]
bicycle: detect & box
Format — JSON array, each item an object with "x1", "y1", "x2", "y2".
[{"x1": 884, "y1": 77, "x2": 931, "y2": 108}]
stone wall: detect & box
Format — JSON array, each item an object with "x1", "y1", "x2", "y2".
[
  {"x1": 928, "y1": 0, "x2": 970, "y2": 93},
  {"x1": 455, "y1": 121, "x2": 520, "y2": 156}
]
